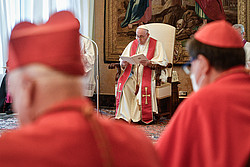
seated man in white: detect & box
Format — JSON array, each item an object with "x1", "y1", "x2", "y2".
[{"x1": 115, "y1": 25, "x2": 168, "y2": 124}]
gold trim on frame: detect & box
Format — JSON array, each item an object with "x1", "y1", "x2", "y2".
[
  {"x1": 247, "y1": 0, "x2": 250, "y2": 41},
  {"x1": 238, "y1": 0, "x2": 250, "y2": 41},
  {"x1": 105, "y1": 0, "x2": 134, "y2": 62}
]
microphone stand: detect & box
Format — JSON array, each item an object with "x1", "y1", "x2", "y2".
[{"x1": 80, "y1": 34, "x2": 99, "y2": 117}]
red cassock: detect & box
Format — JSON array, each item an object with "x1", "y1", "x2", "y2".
[
  {"x1": 156, "y1": 67, "x2": 250, "y2": 167},
  {"x1": 0, "y1": 98, "x2": 161, "y2": 167}
]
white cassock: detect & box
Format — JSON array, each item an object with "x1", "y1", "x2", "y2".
[
  {"x1": 80, "y1": 36, "x2": 95, "y2": 97},
  {"x1": 244, "y1": 42, "x2": 250, "y2": 69},
  {"x1": 115, "y1": 37, "x2": 168, "y2": 122}
]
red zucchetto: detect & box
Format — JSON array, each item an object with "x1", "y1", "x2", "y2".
[
  {"x1": 195, "y1": 20, "x2": 244, "y2": 48},
  {"x1": 8, "y1": 11, "x2": 84, "y2": 75}
]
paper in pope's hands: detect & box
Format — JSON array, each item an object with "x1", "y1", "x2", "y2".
[{"x1": 120, "y1": 54, "x2": 148, "y2": 64}]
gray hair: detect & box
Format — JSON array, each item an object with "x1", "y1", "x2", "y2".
[{"x1": 232, "y1": 24, "x2": 245, "y2": 34}]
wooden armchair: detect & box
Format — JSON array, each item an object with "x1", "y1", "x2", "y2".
[
  {"x1": 147, "y1": 23, "x2": 179, "y2": 118},
  {"x1": 108, "y1": 23, "x2": 179, "y2": 119}
]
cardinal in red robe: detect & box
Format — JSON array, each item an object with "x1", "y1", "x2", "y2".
[{"x1": 156, "y1": 20, "x2": 250, "y2": 167}]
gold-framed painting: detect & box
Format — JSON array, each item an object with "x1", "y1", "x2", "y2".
[{"x1": 104, "y1": 0, "x2": 238, "y2": 64}]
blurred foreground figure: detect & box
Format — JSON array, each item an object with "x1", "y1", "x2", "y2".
[
  {"x1": 0, "y1": 11, "x2": 161, "y2": 167},
  {"x1": 156, "y1": 20, "x2": 250, "y2": 167}
]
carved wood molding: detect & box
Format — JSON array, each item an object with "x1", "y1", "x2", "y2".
[
  {"x1": 238, "y1": 0, "x2": 250, "y2": 41},
  {"x1": 248, "y1": 0, "x2": 250, "y2": 41}
]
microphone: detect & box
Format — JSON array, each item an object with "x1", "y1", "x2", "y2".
[{"x1": 80, "y1": 34, "x2": 100, "y2": 116}]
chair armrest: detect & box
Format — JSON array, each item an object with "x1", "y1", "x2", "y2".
[
  {"x1": 150, "y1": 63, "x2": 172, "y2": 86},
  {"x1": 108, "y1": 63, "x2": 120, "y2": 69},
  {"x1": 108, "y1": 63, "x2": 121, "y2": 84}
]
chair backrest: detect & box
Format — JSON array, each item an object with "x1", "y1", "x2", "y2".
[{"x1": 145, "y1": 23, "x2": 176, "y2": 77}]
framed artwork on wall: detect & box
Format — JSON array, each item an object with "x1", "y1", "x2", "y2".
[{"x1": 104, "y1": 0, "x2": 239, "y2": 64}]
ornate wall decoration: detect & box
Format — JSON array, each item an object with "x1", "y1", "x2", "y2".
[
  {"x1": 248, "y1": 0, "x2": 250, "y2": 41},
  {"x1": 105, "y1": 0, "x2": 240, "y2": 64},
  {"x1": 105, "y1": 0, "x2": 201, "y2": 64},
  {"x1": 238, "y1": 0, "x2": 249, "y2": 41},
  {"x1": 238, "y1": 0, "x2": 247, "y2": 39}
]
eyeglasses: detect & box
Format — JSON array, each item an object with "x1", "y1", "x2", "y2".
[
  {"x1": 182, "y1": 57, "x2": 197, "y2": 75},
  {"x1": 182, "y1": 63, "x2": 191, "y2": 75},
  {"x1": 136, "y1": 34, "x2": 147, "y2": 39}
]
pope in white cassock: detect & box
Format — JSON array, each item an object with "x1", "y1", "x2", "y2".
[
  {"x1": 115, "y1": 25, "x2": 168, "y2": 124},
  {"x1": 80, "y1": 36, "x2": 95, "y2": 97}
]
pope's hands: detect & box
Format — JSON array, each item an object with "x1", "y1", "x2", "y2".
[
  {"x1": 140, "y1": 60, "x2": 151, "y2": 67},
  {"x1": 121, "y1": 61, "x2": 129, "y2": 69},
  {"x1": 121, "y1": 60, "x2": 152, "y2": 68}
]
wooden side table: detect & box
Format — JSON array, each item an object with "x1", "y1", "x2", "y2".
[
  {"x1": 179, "y1": 96, "x2": 188, "y2": 105},
  {"x1": 157, "y1": 81, "x2": 180, "y2": 118}
]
